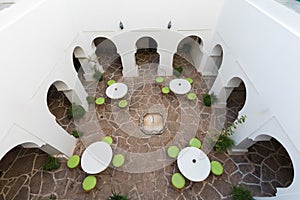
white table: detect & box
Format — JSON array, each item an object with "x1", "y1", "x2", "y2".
[
  {"x1": 106, "y1": 83, "x2": 128, "y2": 99},
  {"x1": 81, "y1": 141, "x2": 113, "y2": 174},
  {"x1": 177, "y1": 147, "x2": 210, "y2": 182},
  {"x1": 169, "y1": 79, "x2": 191, "y2": 95}
]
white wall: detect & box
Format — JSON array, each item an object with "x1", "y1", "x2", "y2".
[{"x1": 209, "y1": 0, "x2": 300, "y2": 197}]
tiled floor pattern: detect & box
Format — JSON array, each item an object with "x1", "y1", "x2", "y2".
[{"x1": 0, "y1": 51, "x2": 294, "y2": 199}]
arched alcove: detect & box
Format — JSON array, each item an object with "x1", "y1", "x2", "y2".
[
  {"x1": 92, "y1": 37, "x2": 123, "y2": 77},
  {"x1": 46, "y1": 82, "x2": 74, "y2": 133},
  {"x1": 225, "y1": 77, "x2": 246, "y2": 123},
  {"x1": 72, "y1": 46, "x2": 85, "y2": 73},
  {"x1": 246, "y1": 136, "x2": 294, "y2": 196},
  {"x1": 135, "y1": 36, "x2": 160, "y2": 68},
  {"x1": 173, "y1": 35, "x2": 203, "y2": 77},
  {"x1": 211, "y1": 44, "x2": 223, "y2": 71}
]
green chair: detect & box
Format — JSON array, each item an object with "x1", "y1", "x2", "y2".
[
  {"x1": 82, "y1": 175, "x2": 97, "y2": 191},
  {"x1": 189, "y1": 138, "x2": 202, "y2": 148},
  {"x1": 155, "y1": 77, "x2": 164, "y2": 83},
  {"x1": 107, "y1": 79, "x2": 116, "y2": 86},
  {"x1": 187, "y1": 92, "x2": 197, "y2": 100},
  {"x1": 112, "y1": 154, "x2": 125, "y2": 168},
  {"x1": 67, "y1": 155, "x2": 80, "y2": 169},
  {"x1": 95, "y1": 97, "x2": 105, "y2": 105},
  {"x1": 211, "y1": 161, "x2": 223, "y2": 175},
  {"x1": 102, "y1": 136, "x2": 113, "y2": 145},
  {"x1": 171, "y1": 173, "x2": 185, "y2": 189},
  {"x1": 162, "y1": 86, "x2": 170, "y2": 94},
  {"x1": 167, "y1": 146, "x2": 180, "y2": 158},
  {"x1": 118, "y1": 100, "x2": 128, "y2": 108},
  {"x1": 185, "y1": 77, "x2": 193, "y2": 84}
]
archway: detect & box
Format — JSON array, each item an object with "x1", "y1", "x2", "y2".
[
  {"x1": 211, "y1": 44, "x2": 223, "y2": 71},
  {"x1": 46, "y1": 82, "x2": 74, "y2": 134},
  {"x1": 72, "y1": 46, "x2": 85, "y2": 73},
  {"x1": 173, "y1": 35, "x2": 203, "y2": 77},
  {"x1": 92, "y1": 37, "x2": 123, "y2": 79},
  {"x1": 135, "y1": 37, "x2": 160, "y2": 69},
  {"x1": 225, "y1": 77, "x2": 246, "y2": 123},
  {"x1": 246, "y1": 136, "x2": 294, "y2": 196}
]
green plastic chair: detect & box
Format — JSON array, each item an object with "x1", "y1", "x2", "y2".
[
  {"x1": 95, "y1": 97, "x2": 105, "y2": 105},
  {"x1": 189, "y1": 138, "x2": 202, "y2": 148},
  {"x1": 82, "y1": 175, "x2": 97, "y2": 191},
  {"x1": 171, "y1": 173, "x2": 185, "y2": 189},
  {"x1": 185, "y1": 77, "x2": 193, "y2": 84},
  {"x1": 155, "y1": 77, "x2": 164, "y2": 83},
  {"x1": 211, "y1": 161, "x2": 223, "y2": 175},
  {"x1": 112, "y1": 154, "x2": 125, "y2": 168},
  {"x1": 162, "y1": 86, "x2": 170, "y2": 94},
  {"x1": 118, "y1": 100, "x2": 128, "y2": 108},
  {"x1": 167, "y1": 146, "x2": 180, "y2": 158},
  {"x1": 107, "y1": 79, "x2": 116, "y2": 86},
  {"x1": 187, "y1": 92, "x2": 197, "y2": 100},
  {"x1": 102, "y1": 136, "x2": 113, "y2": 145},
  {"x1": 67, "y1": 155, "x2": 80, "y2": 169}
]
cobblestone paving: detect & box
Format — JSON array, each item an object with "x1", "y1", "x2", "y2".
[{"x1": 0, "y1": 51, "x2": 294, "y2": 200}]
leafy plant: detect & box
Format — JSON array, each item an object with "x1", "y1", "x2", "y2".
[
  {"x1": 232, "y1": 185, "x2": 253, "y2": 200},
  {"x1": 49, "y1": 194, "x2": 57, "y2": 200},
  {"x1": 71, "y1": 130, "x2": 84, "y2": 138},
  {"x1": 43, "y1": 156, "x2": 61, "y2": 171},
  {"x1": 173, "y1": 66, "x2": 183, "y2": 77},
  {"x1": 93, "y1": 70, "x2": 103, "y2": 82},
  {"x1": 86, "y1": 96, "x2": 96, "y2": 104},
  {"x1": 211, "y1": 115, "x2": 247, "y2": 153},
  {"x1": 108, "y1": 190, "x2": 128, "y2": 200},
  {"x1": 202, "y1": 93, "x2": 217, "y2": 107},
  {"x1": 67, "y1": 103, "x2": 86, "y2": 119}
]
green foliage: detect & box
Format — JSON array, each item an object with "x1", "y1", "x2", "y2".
[
  {"x1": 232, "y1": 185, "x2": 253, "y2": 200},
  {"x1": 49, "y1": 194, "x2": 57, "y2": 200},
  {"x1": 67, "y1": 103, "x2": 86, "y2": 119},
  {"x1": 211, "y1": 115, "x2": 247, "y2": 153},
  {"x1": 43, "y1": 156, "x2": 61, "y2": 171},
  {"x1": 173, "y1": 66, "x2": 183, "y2": 77},
  {"x1": 213, "y1": 134, "x2": 235, "y2": 153},
  {"x1": 108, "y1": 190, "x2": 128, "y2": 200},
  {"x1": 71, "y1": 130, "x2": 84, "y2": 138},
  {"x1": 202, "y1": 93, "x2": 217, "y2": 107},
  {"x1": 93, "y1": 70, "x2": 103, "y2": 82},
  {"x1": 86, "y1": 96, "x2": 96, "y2": 104}
]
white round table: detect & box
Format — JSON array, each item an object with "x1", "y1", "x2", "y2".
[
  {"x1": 177, "y1": 147, "x2": 210, "y2": 182},
  {"x1": 169, "y1": 79, "x2": 191, "y2": 95},
  {"x1": 106, "y1": 83, "x2": 128, "y2": 99},
  {"x1": 81, "y1": 141, "x2": 113, "y2": 174}
]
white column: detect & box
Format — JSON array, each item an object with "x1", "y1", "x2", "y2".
[
  {"x1": 157, "y1": 50, "x2": 173, "y2": 76},
  {"x1": 120, "y1": 51, "x2": 138, "y2": 77}
]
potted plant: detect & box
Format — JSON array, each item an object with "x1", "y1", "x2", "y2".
[
  {"x1": 211, "y1": 115, "x2": 247, "y2": 153},
  {"x1": 232, "y1": 185, "x2": 253, "y2": 200},
  {"x1": 93, "y1": 69, "x2": 103, "y2": 82},
  {"x1": 108, "y1": 190, "x2": 128, "y2": 200},
  {"x1": 173, "y1": 66, "x2": 183, "y2": 77},
  {"x1": 43, "y1": 156, "x2": 61, "y2": 171},
  {"x1": 202, "y1": 93, "x2": 217, "y2": 107},
  {"x1": 67, "y1": 103, "x2": 86, "y2": 119},
  {"x1": 86, "y1": 96, "x2": 96, "y2": 104},
  {"x1": 71, "y1": 130, "x2": 84, "y2": 138}
]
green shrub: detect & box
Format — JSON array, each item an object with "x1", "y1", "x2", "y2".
[
  {"x1": 173, "y1": 66, "x2": 183, "y2": 77},
  {"x1": 108, "y1": 190, "x2": 128, "y2": 200},
  {"x1": 49, "y1": 194, "x2": 57, "y2": 200},
  {"x1": 86, "y1": 96, "x2": 96, "y2": 104},
  {"x1": 71, "y1": 130, "x2": 84, "y2": 138},
  {"x1": 43, "y1": 156, "x2": 61, "y2": 171},
  {"x1": 202, "y1": 93, "x2": 217, "y2": 107},
  {"x1": 213, "y1": 134, "x2": 235, "y2": 153},
  {"x1": 93, "y1": 70, "x2": 103, "y2": 82},
  {"x1": 67, "y1": 103, "x2": 86, "y2": 119},
  {"x1": 232, "y1": 185, "x2": 253, "y2": 200}
]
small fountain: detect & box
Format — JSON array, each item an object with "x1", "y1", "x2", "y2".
[{"x1": 139, "y1": 112, "x2": 166, "y2": 135}]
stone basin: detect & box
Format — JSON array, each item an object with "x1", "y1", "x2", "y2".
[{"x1": 140, "y1": 113, "x2": 166, "y2": 135}]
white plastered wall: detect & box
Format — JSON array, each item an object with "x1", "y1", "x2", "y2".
[{"x1": 208, "y1": 0, "x2": 300, "y2": 197}]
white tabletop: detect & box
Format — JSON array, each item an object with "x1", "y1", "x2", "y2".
[
  {"x1": 106, "y1": 83, "x2": 128, "y2": 99},
  {"x1": 81, "y1": 141, "x2": 113, "y2": 174},
  {"x1": 177, "y1": 147, "x2": 210, "y2": 182},
  {"x1": 169, "y1": 79, "x2": 191, "y2": 95}
]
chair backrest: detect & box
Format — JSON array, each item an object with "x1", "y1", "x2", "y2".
[
  {"x1": 189, "y1": 138, "x2": 202, "y2": 148},
  {"x1": 211, "y1": 161, "x2": 223, "y2": 175},
  {"x1": 67, "y1": 155, "x2": 80, "y2": 169},
  {"x1": 112, "y1": 154, "x2": 125, "y2": 168},
  {"x1": 172, "y1": 173, "x2": 185, "y2": 189},
  {"x1": 167, "y1": 146, "x2": 180, "y2": 158},
  {"x1": 82, "y1": 175, "x2": 97, "y2": 191}
]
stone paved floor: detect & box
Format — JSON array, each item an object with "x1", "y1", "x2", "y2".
[{"x1": 0, "y1": 51, "x2": 294, "y2": 200}]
